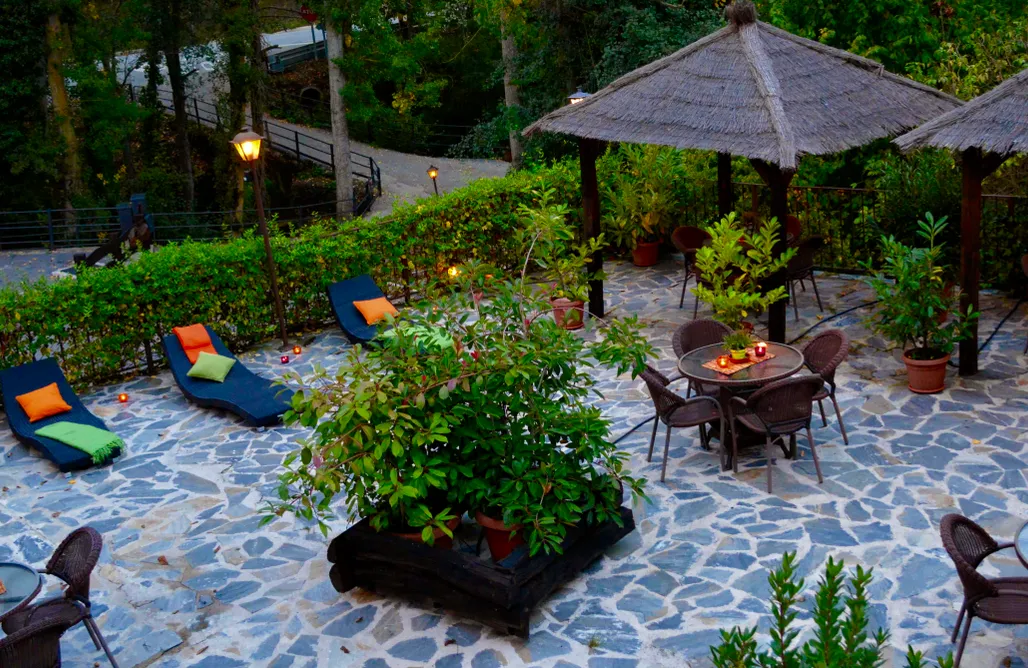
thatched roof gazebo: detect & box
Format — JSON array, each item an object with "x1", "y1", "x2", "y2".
[
  {"x1": 896, "y1": 68, "x2": 1028, "y2": 375},
  {"x1": 524, "y1": 0, "x2": 961, "y2": 341}
]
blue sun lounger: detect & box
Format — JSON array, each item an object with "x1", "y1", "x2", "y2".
[
  {"x1": 162, "y1": 326, "x2": 291, "y2": 427},
  {"x1": 0, "y1": 358, "x2": 122, "y2": 472},
  {"x1": 327, "y1": 274, "x2": 391, "y2": 344}
]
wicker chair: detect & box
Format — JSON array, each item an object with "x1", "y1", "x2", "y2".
[
  {"x1": 801, "y1": 329, "x2": 850, "y2": 445},
  {"x1": 671, "y1": 226, "x2": 712, "y2": 309},
  {"x1": 729, "y1": 375, "x2": 825, "y2": 493},
  {"x1": 1, "y1": 527, "x2": 119, "y2": 668},
  {"x1": 786, "y1": 236, "x2": 825, "y2": 319},
  {"x1": 0, "y1": 612, "x2": 84, "y2": 668},
  {"x1": 671, "y1": 319, "x2": 732, "y2": 397},
  {"x1": 940, "y1": 514, "x2": 1028, "y2": 667},
  {"x1": 785, "y1": 215, "x2": 802, "y2": 242},
  {"x1": 1022, "y1": 254, "x2": 1028, "y2": 354},
  {"x1": 640, "y1": 366, "x2": 725, "y2": 481}
]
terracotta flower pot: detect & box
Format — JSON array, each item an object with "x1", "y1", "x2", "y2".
[
  {"x1": 394, "y1": 516, "x2": 462, "y2": 550},
  {"x1": 475, "y1": 511, "x2": 524, "y2": 562},
  {"x1": 550, "y1": 298, "x2": 585, "y2": 330},
  {"x1": 902, "y1": 351, "x2": 950, "y2": 394},
  {"x1": 632, "y1": 241, "x2": 660, "y2": 267}
]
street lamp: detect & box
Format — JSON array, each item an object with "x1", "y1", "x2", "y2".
[
  {"x1": 427, "y1": 165, "x2": 439, "y2": 196},
  {"x1": 230, "y1": 128, "x2": 289, "y2": 348},
  {"x1": 567, "y1": 88, "x2": 591, "y2": 105}
]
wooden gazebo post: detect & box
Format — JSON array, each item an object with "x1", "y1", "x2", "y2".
[
  {"x1": 580, "y1": 138, "x2": 604, "y2": 318},
  {"x1": 751, "y1": 161, "x2": 795, "y2": 343},
  {"x1": 717, "y1": 153, "x2": 734, "y2": 218}
]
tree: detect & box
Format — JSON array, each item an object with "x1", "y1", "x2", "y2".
[
  {"x1": 46, "y1": 12, "x2": 84, "y2": 204},
  {"x1": 325, "y1": 23, "x2": 354, "y2": 218}
]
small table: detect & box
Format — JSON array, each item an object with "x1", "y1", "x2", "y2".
[
  {"x1": 0, "y1": 562, "x2": 42, "y2": 624},
  {"x1": 1015, "y1": 521, "x2": 1028, "y2": 568},
  {"x1": 678, "y1": 342, "x2": 806, "y2": 468}
]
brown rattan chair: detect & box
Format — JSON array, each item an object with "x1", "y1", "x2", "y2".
[
  {"x1": 939, "y1": 514, "x2": 1028, "y2": 667},
  {"x1": 0, "y1": 612, "x2": 84, "y2": 668},
  {"x1": 801, "y1": 329, "x2": 849, "y2": 445},
  {"x1": 786, "y1": 236, "x2": 825, "y2": 319},
  {"x1": 640, "y1": 366, "x2": 725, "y2": 481},
  {"x1": 1, "y1": 527, "x2": 119, "y2": 668},
  {"x1": 671, "y1": 319, "x2": 732, "y2": 397},
  {"x1": 671, "y1": 226, "x2": 711, "y2": 309},
  {"x1": 1022, "y1": 254, "x2": 1028, "y2": 354},
  {"x1": 729, "y1": 375, "x2": 825, "y2": 493}
]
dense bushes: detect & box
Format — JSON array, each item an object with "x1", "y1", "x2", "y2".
[{"x1": 0, "y1": 164, "x2": 580, "y2": 387}]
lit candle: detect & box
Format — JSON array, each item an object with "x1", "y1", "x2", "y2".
[
  {"x1": 447, "y1": 266, "x2": 461, "y2": 278},
  {"x1": 280, "y1": 355, "x2": 290, "y2": 364},
  {"x1": 755, "y1": 342, "x2": 767, "y2": 357},
  {"x1": 292, "y1": 345, "x2": 302, "y2": 355},
  {"x1": 716, "y1": 355, "x2": 730, "y2": 369},
  {"x1": 118, "y1": 393, "x2": 129, "y2": 403}
]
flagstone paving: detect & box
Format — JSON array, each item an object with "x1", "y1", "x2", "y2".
[{"x1": 1, "y1": 259, "x2": 1028, "y2": 667}]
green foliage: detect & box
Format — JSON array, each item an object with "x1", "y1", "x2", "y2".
[
  {"x1": 723, "y1": 330, "x2": 753, "y2": 353},
  {"x1": 269, "y1": 200, "x2": 653, "y2": 553},
  {"x1": 711, "y1": 552, "x2": 955, "y2": 668},
  {"x1": 518, "y1": 190, "x2": 604, "y2": 302},
  {"x1": 601, "y1": 144, "x2": 687, "y2": 251},
  {"x1": 862, "y1": 213, "x2": 977, "y2": 360},
  {"x1": 692, "y1": 213, "x2": 795, "y2": 330}
]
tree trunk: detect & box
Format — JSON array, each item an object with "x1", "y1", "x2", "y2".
[
  {"x1": 499, "y1": 8, "x2": 522, "y2": 169},
  {"x1": 326, "y1": 24, "x2": 353, "y2": 219},
  {"x1": 46, "y1": 14, "x2": 83, "y2": 203},
  {"x1": 165, "y1": 28, "x2": 195, "y2": 209},
  {"x1": 224, "y1": 6, "x2": 248, "y2": 219},
  {"x1": 141, "y1": 26, "x2": 164, "y2": 163},
  {"x1": 248, "y1": 0, "x2": 269, "y2": 208}
]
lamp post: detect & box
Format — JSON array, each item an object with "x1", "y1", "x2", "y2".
[
  {"x1": 427, "y1": 165, "x2": 439, "y2": 196},
  {"x1": 567, "y1": 88, "x2": 591, "y2": 105},
  {"x1": 231, "y1": 128, "x2": 290, "y2": 348}
]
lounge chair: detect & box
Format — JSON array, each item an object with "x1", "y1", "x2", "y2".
[
  {"x1": 162, "y1": 326, "x2": 291, "y2": 427},
  {"x1": 0, "y1": 358, "x2": 122, "y2": 472},
  {"x1": 327, "y1": 274, "x2": 392, "y2": 344}
]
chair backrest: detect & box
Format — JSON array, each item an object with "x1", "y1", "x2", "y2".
[
  {"x1": 0, "y1": 615, "x2": 72, "y2": 668},
  {"x1": 639, "y1": 366, "x2": 684, "y2": 417},
  {"x1": 940, "y1": 514, "x2": 1000, "y2": 602},
  {"x1": 745, "y1": 375, "x2": 824, "y2": 431},
  {"x1": 788, "y1": 236, "x2": 825, "y2": 273},
  {"x1": 670, "y1": 226, "x2": 711, "y2": 255},
  {"x1": 786, "y1": 215, "x2": 802, "y2": 239},
  {"x1": 801, "y1": 329, "x2": 848, "y2": 385},
  {"x1": 45, "y1": 527, "x2": 102, "y2": 600},
  {"x1": 672, "y1": 319, "x2": 733, "y2": 359},
  {"x1": 1022, "y1": 253, "x2": 1028, "y2": 279}
]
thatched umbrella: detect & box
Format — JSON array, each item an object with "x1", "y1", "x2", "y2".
[
  {"x1": 896, "y1": 68, "x2": 1028, "y2": 375},
  {"x1": 524, "y1": 0, "x2": 960, "y2": 341}
]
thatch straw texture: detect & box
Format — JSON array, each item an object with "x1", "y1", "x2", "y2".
[
  {"x1": 524, "y1": 2, "x2": 960, "y2": 170},
  {"x1": 895, "y1": 68, "x2": 1028, "y2": 156}
]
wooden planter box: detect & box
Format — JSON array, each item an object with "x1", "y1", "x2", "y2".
[{"x1": 327, "y1": 506, "x2": 635, "y2": 637}]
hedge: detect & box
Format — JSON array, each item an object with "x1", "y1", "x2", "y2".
[{"x1": 0, "y1": 163, "x2": 581, "y2": 388}]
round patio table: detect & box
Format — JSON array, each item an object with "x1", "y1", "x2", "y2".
[
  {"x1": 1015, "y1": 521, "x2": 1028, "y2": 568},
  {"x1": 677, "y1": 342, "x2": 806, "y2": 469},
  {"x1": 0, "y1": 562, "x2": 42, "y2": 624}
]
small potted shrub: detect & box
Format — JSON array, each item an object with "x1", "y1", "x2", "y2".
[
  {"x1": 722, "y1": 330, "x2": 753, "y2": 361},
  {"x1": 862, "y1": 213, "x2": 977, "y2": 394},
  {"x1": 693, "y1": 213, "x2": 795, "y2": 330},
  {"x1": 602, "y1": 145, "x2": 681, "y2": 267}
]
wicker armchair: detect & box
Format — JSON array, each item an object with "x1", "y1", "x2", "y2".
[
  {"x1": 671, "y1": 226, "x2": 711, "y2": 309},
  {"x1": 801, "y1": 329, "x2": 849, "y2": 444},
  {"x1": 0, "y1": 612, "x2": 84, "y2": 668},
  {"x1": 2, "y1": 527, "x2": 119, "y2": 668},
  {"x1": 786, "y1": 236, "x2": 825, "y2": 319},
  {"x1": 729, "y1": 375, "x2": 825, "y2": 493},
  {"x1": 940, "y1": 514, "x2": 1028, "y2": 667},
  {"x1": 640, "y1": 366, "x2": 725, "y2": 481},
  {"x1": 671, "y1": 319, "x2": 732, "y2": 397}
]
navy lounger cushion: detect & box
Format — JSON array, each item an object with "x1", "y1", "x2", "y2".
[
  {"x1": 162, "y1": 327, "x2": 291, "y2": 428},
  {"x1": 327, "y1": 274, "x2": 390, "y2": 344},
  {"x1": 0, "y1": 358, "x2": 121, "y2": 472}
]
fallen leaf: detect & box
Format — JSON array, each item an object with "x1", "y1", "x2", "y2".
[
  {"x1": 340, "y1": 646, "x2": 350, "y2": 654},
  {"x1": 444, "y1": 639, "x2": 457, "y2": 646},
  {"x1": 355, "y1": 617, "x2": 363, "y2": 623},
  {"x1": 214, "y1": 546, "x2": 221, "y2": 553},
  {"x1": 196, "y1": 647, "x2": 208, "y2": 655},
  {"x1": 157, "y1": 556, "x2": 169, "y2": 566},
  {"x1": 52, "y1": 512, "x2": 60, "y2": 518}
]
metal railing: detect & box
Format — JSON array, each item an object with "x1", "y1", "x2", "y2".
[
  {"x1": 267, "y1": 42, "x2": 327, "y2": 73},
  {"x1": 129, "y1": 85, "x2": 381, "y2": 215}
]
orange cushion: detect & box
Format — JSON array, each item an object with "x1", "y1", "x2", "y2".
[
  {"x1": 15, "y1": 383, "x2": 72, "y2": 423},
  {"x1": 174, "y1": 324, "x2": 217, "y2": 364},
  {"x1": 353, "y1": 297, "x2": 398, "y2": 325}
]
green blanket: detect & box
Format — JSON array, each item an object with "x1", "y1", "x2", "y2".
[{"x1": 34, "y1": 421, "x2": 122, "y2": 464}]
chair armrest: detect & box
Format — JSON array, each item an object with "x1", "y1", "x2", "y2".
[
  {"x1": 994, "y1": 589, "x2": 1028, "y2": 599},
  {"x1": 729, "y1": 396, "x2": 748, "y2": 411},
  {"x1": 687, "y1": 394, "x2": 723, "y2": 415}
]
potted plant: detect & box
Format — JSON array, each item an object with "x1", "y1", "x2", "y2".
[
  {"x1": 602, "y1": 145, "x2": 681, "y2": 267},
  {"x1": 862, "y1": 213, "x2": 977, "y2": 394},
  {"x1": 692, "y1": 213, "x2": 795, "y2": 330},
  {"x1": 722, "y1": 330, "x2": 753, "y2": 361}
]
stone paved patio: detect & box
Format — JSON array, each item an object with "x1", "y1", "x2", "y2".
[{"x1": 2, "y1": 259, "x2": 1028, "y2": 667}]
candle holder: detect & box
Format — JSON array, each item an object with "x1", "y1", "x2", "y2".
[
  {"x1": 754, "y1": 342, "x2": 767, "y2": 358},
  {"x1": 280, "y1": 355, "x2": 290, "y2": 365},
  {"x1": 716, "y1": 355, "x2": 730, "y2": 369},
  {"x1": 293, "y1": 345, "x2": 302, "y2": 355},
  {"x1": 118, "y1": 393, "x2": 129, "y2": 403}
]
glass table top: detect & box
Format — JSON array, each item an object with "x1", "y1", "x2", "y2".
[
  {"x1": 0, "y1": 562, "x2": 41, "y2": 616},
  {"x1": 677, "y1": 342, "x2": 805, "y2": 386}
]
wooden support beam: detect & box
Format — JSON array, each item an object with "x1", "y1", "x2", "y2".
[
  {"x1": 751, "y1": 159, "x2": 794, "y2": 343},
  {"x1": 579, "y1": 138, "x2": 604, "y2": 319},
  {"x1": 717, "y1": 152, "x2": 733, "y2": 219}
]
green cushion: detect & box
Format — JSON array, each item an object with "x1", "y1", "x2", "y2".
[{"x1": 187, "y1": 351, "x2": 237, "y2": 382}]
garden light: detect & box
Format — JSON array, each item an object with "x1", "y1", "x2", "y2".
[
  {"x1": 567, "y1": 88, "x2": 591, "y2": 105},
  {"x1": 118, "y1": 393, "x2": 129, "y2": 403},
  {"x1": 229, "y1": 128, "x2": 263, "y2": 163},
  {"x1": 448, "y1": 266, "x2": 461, "y2": 278},
  {"x1": 293, "y1": 345, "x2": 302, "y2": 355},
  {"x1": 427, "y1": 165, "x2": 440, "y2": 196}
]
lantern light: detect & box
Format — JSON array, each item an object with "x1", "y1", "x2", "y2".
[
  {"x1": 567, "y1": 88, "x2": 592, "y2": 105},
  {"x1": 427, "y1": 166, "x2": 439, "y2": 180},
  {"x1": 447, "y1": 266, "x2": 461, "y2": 278},
  {"x1": 118, "y1": 393, "x2": 129, "y2": 403},
  {"x1": 293, "y1": 345, "x2": 302, "y2": 355},
  {"x1": 230, "y1": 128, "x2": 264, "y2": 163},
  {"x1": 280, "y1": 355, "x2": 290, "y2": 365}
]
